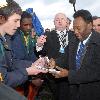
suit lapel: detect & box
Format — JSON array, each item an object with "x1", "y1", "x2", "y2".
[
  {"x1": 51, "y1": 30, "x2": 61, "y2": 49},
  {"x1": 79, "y1": 31, "x2": 100, "y2": 68}
]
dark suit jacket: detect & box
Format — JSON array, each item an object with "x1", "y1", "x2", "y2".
[
  {"x1": 42, "y1": 30, "x2": 74, "y2": 68},
  {"x1": 68, "y1": 30, "x2": 100, "y2": 100},
  {"x1": 38, "y1": 30, "x2": 74, "y2": 100}
]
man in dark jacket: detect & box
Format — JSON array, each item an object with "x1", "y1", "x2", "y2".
[
  {"x1": 11, "y1": 11, "x2": 43, "y2": 98},
  {"x1": 50, "y1": 9, "x2": 100, "y2": 100},
  {"x1": 36, "y1": 13, "x2": 73, "y2": 100}
]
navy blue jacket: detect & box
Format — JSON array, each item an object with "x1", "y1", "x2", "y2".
[
  {"x1": 0, "y1": 32, "x2": 36, "y2": 87},
  {"x1": 12, "y1": 30, "x2": 37, "y2": 62}
]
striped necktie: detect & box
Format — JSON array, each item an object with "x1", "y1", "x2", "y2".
[
  {"x1": 76, "y1": 42, "x2": 85, "y2": 70},
  {"x1": 60, "y1": 31, "x2": 66, "y2": 44}
]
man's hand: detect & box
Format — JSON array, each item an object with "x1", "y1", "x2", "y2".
[
  {"x1": 37, "y1": 35, "x2": 47, "y2": 47},
  {"x1": 48, "y1": 58, "x2": 69, "y2": 78},
  {"x1": 26, "y1": 66, "x2": 48, "y2": 76},
  {"x1": 53, "y1": 68, "x2": 69, "y2": 78},
  {"x1": 26, "y1": 58, "x2": 48, "y2": 75},
  {"x1": 48, "y1": 58, "x2": 56, "y2": 69},
  {"x1": 32, "y1": 57, "x2": 46, "y2": 68}
]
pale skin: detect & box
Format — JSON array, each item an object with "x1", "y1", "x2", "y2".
[
  {"x1": 36, "y1": 13, "x2": 70, "y2": 77},
  {"x1": 37, "y1": 13, "x2": 69, "y2": 47},
  {"x1": 0, "y1": 13, "x2": 47, "y2": 76},
  {"x1": 93, "y1": 18, "x2": 100, "y2": 33}
]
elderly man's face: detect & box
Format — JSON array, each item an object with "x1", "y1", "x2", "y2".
[{"x1": 54, "y1": 13, "x2": 68, "y2": 31}]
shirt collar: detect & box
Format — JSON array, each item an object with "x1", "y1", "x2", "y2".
[
  {"x1": 82, "y1": 32, "x2": 92, "y2": 45},
  {"x1": 56, "y1": 29, "x2": 67, "y2": 35}
]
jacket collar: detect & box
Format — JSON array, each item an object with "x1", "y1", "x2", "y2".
[{"x1": 88, "y1": 30, "x2": 100, "y2": 45}]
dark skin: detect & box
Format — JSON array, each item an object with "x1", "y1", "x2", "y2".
[
  {"x1": 20, "y1": 17, "x2": 43, "y2": 86},
  {"x1": 73, "y1": 16, "x2": 92, "y2": 41},
  {"x1": 49, "y1": 16, "x2": 93, "y2": 78},
  {"x1": 20, "y1": 18, "x2": 32, "y2": 34},
  {"x1": 48, "y1": 58, "x2": 68, "y2": 78}
]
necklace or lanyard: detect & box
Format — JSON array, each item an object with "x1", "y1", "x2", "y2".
[
  {"x1": 20, "y1": 30, "x2": 31, "y2": 53},
  {"x1": 58, "y1": 31, "x2": 68, "y2": 53},
  {"x1": 24, "y1": 35, "x2": 29, "y2": 46}
]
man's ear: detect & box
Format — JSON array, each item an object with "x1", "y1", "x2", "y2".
[{"x1": 0, "y1": 15, "x2": 6, "y2": 25}]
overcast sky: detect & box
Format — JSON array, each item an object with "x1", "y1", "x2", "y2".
[{"x1": 1, "y1": 0, "x2": 100, "y2": 29}]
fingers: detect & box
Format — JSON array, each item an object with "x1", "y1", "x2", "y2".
[
  {"x1": 32, "y1": 69, "x2": 48, "y2": 75},
  {"x1": 32, "y1": 57, "x2": 45, "y2": 68},
  {"x1": 38, "y1": 69, "x2": 48, "y2": 73},
  {"x1": 55, "y1": 66, "x2": 64, "y2": 71},
  {"x1": 37, "y1": 35, "x2": 47, "y2": 45},
  {"x1": 52, "y1": 73, "x2": 61, "y2": 78},
  {"x1": 26, "y1": 65, "x2": 48, "y2": 75},
  {"x1": 48, "y1": 58, "x2": 56, "y2": 68},
  {"x1": 50, "y1": 68, "x2": 69, "y2": 78}
]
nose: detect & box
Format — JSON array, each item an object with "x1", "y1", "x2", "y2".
[
  {"x1": 27, "y1": 25, "x2": 31, "y2": 30},
  {"x1": 57, "y1": 19, "x2": 62, "y2": 23},
  {"x1": 74, "y1": 28, "x2": 79, "y2": 35}
]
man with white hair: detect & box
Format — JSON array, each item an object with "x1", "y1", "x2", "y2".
[{"x1": 36, "y1": 13, "x2": 74, "y2": 100}]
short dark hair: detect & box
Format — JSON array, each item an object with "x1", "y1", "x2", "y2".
[
  {"x1": 92, "y1": 16, "x2": 100, "y2": 20},
  {"x1": 0, "y1": 0, "x2": 22, "y2": 20},
  {"x1": 20, "y1": 11, "x2": 32, "y2": 22},
  {"x1": 73, "y1": 9, "x2": 93, "y2": 24}
]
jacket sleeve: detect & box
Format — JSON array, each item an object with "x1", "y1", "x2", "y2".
[
  {"x1": 68, "y1": 41, "x2": 100, "y2": 84},
  {"x1": 0, "y1": 58, "x2": 33, "y2": 87}
]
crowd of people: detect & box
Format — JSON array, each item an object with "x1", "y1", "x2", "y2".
[{"x1": 0, "y1": 0, "x2": 100, "y2": 100}]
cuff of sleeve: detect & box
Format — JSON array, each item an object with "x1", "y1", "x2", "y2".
[{"x1": 36, "y1": 43, "x2": 43, "y2": 52}]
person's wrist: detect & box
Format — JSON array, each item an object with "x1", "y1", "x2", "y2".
[
  {"x1": 36, "y1": 43, "x2": 44, "y2": 47},
  {"x1": 26, "y1": 67, "x2": 37, "y2": 75},
  {"x1": 26, "y1": 67, "x2": 31, "y2": 75}
]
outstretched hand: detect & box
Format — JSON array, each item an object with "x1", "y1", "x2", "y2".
[
  {"x1": 48, "y1": 58, "x2": 56, "y2": 69},
  {"x1": 48, "y1": 58, "x2": 69, "y2": 78},
  {"x1": 37, "y1": 35, "x2": 47, "y2": 47},
  {"x1": 52, "y1": 68, "x2": 69, "y2": 78},
  {"x1": 26, "y1": 57, "x2": 48, "y2": 75}
]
